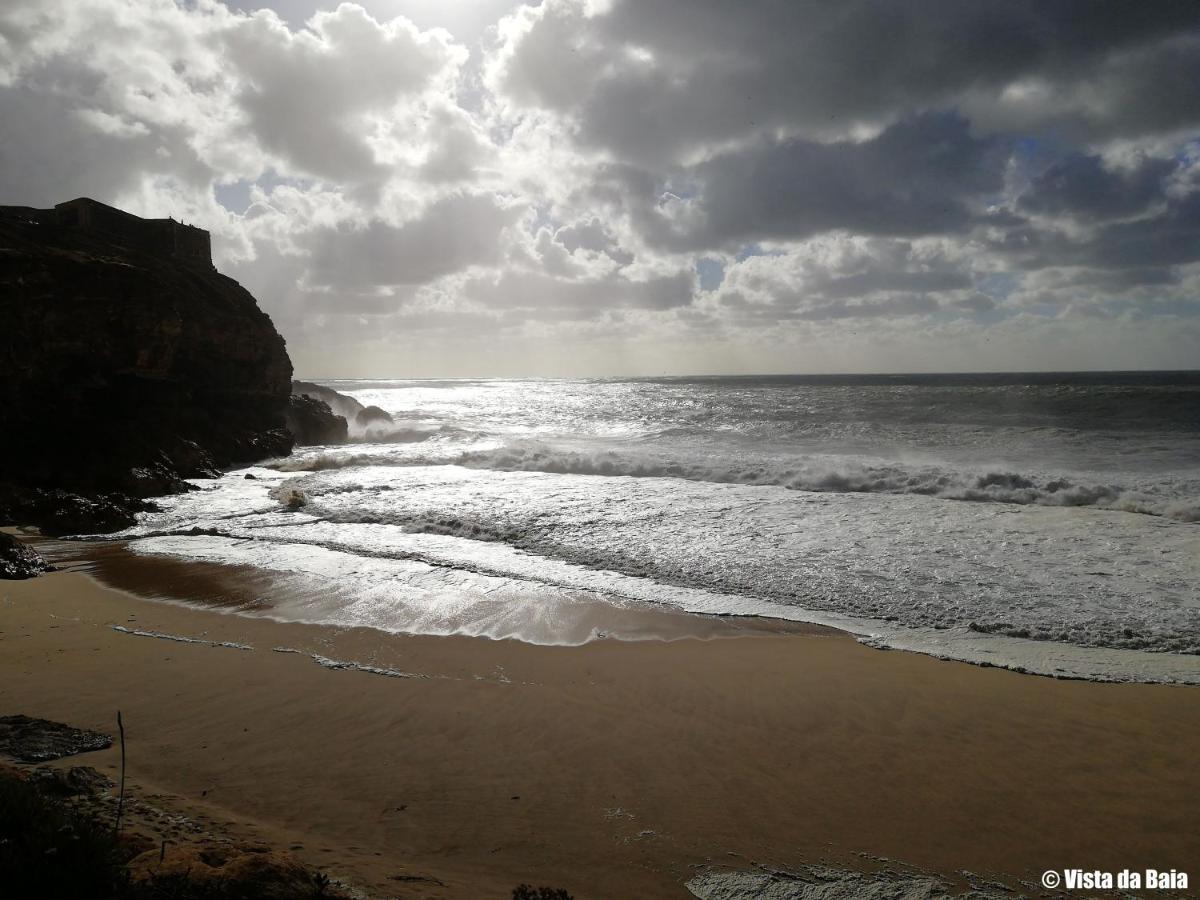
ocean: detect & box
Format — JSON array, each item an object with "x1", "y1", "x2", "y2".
[{"x1": 96, "y1": 372, "x2": 1200, "y2": 683}]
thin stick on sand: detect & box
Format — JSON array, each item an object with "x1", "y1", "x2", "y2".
[{"x1": 114, "y1": 710, "x2": 126, "y2": 836}]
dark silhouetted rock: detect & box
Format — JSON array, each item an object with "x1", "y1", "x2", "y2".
[
  {"x1": 0, "y1": 487, "x2": 153, "y2": 537},
  {"x1": 0, "y1": 532, "x2": 54, "y2": 579},
  {"x1": 0, "y1": 715, "x2": 113, "y2": 762},
  {"x1": 284, "y1": 394, "x2": 348, "y2": 445},
  {"x1": 0, "y1": 203, "x2": 297, "y2": 532},
  {"x1": 292, "y1": 379, "x2": 364, "y2": 421},
  {"x1": 355, "y1": 405, "x2": 394, "y2": 427}
]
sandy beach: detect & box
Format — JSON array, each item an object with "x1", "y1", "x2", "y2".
[{"x1": 2, "y1": 557, "x2": 1198, "y2": 898}]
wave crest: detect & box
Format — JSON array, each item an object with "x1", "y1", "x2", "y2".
[
  {"x1": 263, "y1": 439, "x2": 1197, "y2": 522},
  {"x1": 455, "y1": 444, "x2": 1198, "y2": 521}
]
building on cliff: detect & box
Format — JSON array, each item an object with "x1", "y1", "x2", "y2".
[{"x1": 0, "y1": 197, "x2": 212, "y2": 265}]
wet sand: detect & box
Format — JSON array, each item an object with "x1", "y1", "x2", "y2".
[{"x1": 2, "y1": 566, "x2": 1198, "y2": 898}]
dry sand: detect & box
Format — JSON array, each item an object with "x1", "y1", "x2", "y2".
[{"x1": 2, "y1": 566, "x2": 1198, "y2": 898}]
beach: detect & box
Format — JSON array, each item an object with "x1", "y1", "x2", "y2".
[{"x1": 3, "y1": 561, "x2": 1198, "y2": 898}]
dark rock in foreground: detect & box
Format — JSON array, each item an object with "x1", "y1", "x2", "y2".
[
  {"x1": 0, "y1": 715, "x2": 113, "y2": 763},
  {"x1": 0, "y1": 201, "x2": 296, "y2": 532},
  {"x1": 0, "y1": 485, "x2": 156, "y2": 537},
  {"x1": 0, "y1": 532, "x2": 55, "y2": 579}
]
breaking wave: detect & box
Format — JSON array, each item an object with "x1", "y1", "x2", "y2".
[
  {"x1": 454, "y1": 444, "x2": 1198, "y2": 521},
  {"x1": 267, "y1": 440, "x2": 1198, "y2": 520}
]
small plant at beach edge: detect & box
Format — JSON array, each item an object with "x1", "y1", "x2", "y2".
[{"x1": 512, "y1": 885, "x2": 574, "y2": 900}]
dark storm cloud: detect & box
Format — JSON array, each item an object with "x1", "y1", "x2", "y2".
[
  {"x1": 501, "y1": 0, "x2": 1200, "y2": 164},
  {"x1": 1018, "y1": 153, "x2": 1177, "y2": 220},
  {"x1": 1030, "y1": 32, "x2": 1200, "y2": 141},
  {"x1": 1064, "y1": 268, "x2": 1180, "y2": 290},
  {"x1": 987, "y1": 193, "x2": 1200, "y2": 272},
  {"x1": 681, "y1": 113, "x2": 1008, "y2": 249},
  {"x1": 1081, "y1": 193, "x2": 1200, "y2": 269},
  {"x1": 599, "y1": 113, "x2": 1009, "y2": 252},
  {"x1": 499, "y1": 0, "x2": 1200, "y2": 327}
]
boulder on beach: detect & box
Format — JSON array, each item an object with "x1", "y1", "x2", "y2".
[
  {"x1": 0, "y1": 715, "x2": 113, "y2": 763},
  {"x1": 0, "y1": 532, "x2": 55, "y2": 579}
]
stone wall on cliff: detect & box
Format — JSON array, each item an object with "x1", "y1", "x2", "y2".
[{"x1": 0, "y1": 206, "x2": 295, "y2": 530}]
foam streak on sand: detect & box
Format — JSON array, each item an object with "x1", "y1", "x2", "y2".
[
  {"x1": 110, "y1": 625, "x2": 252, "y2": 650},
  {"x1": 311, "y1": 654, "x2": 424, "y2": 679}
]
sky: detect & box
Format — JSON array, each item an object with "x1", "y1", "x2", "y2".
[{"x1": 2, "y1": 1, "x2": 1199, "y2": 377}]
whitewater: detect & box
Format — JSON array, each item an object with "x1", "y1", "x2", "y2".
[{"x1": 106, "y1": 372, "x2": 1200, "y2": 683}]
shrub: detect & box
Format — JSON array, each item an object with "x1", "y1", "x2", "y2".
[
  {"x1": 512, "y1": 885, "x2": 574, "y2": 900},
  {"x1": 0, "y1": 770, "x2": 123, "y2": 898}
]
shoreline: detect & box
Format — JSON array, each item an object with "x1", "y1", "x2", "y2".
[
  {"x1": 27, "y1": 527, "x2": 1200, "y2": 685},
  {"x1": 31, "y1": 533, "x2": 830, "y2": 645},
  {"x1": 3, "y1": 565, "x2": 1199, "y2": 897}
]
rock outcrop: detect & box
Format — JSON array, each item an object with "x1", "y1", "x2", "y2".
[
  {"x1": 355, "y1": 404, "x2": 394, "y2": 428},
  {"x1": 291, "y1": 380, "x2": 398, "y2": 441},
  {"x1": 284, "y1": 393, "x2": 349, "y2": 445},
  {"x1": 0, "y1": 532, "x2": 55, "y2": 579},
  {"x1": 0, "y1": 203, "x2": 295, "y2": 532},
  {"x1": 0, "y1": 715, "x2": 113, "y2": 763},
  {"x1": 288, "y1": 379, "x2": 405, "y2": 444},
  {"x1": 292, "y1": 379, "x2": 364, "y2": 421}
]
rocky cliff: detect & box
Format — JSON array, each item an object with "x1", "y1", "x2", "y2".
[{"x1": 0, "y1": 206, "x2": 295, "y2": 535}]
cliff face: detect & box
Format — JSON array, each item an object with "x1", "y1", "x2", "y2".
[{"x1": 0, "y1": 209, "x2": 294, "y2": 531}]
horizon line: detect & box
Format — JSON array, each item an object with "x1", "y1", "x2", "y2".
[{"x1": 296, "y1": 367, "x2": 1200, "y2": 381}]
